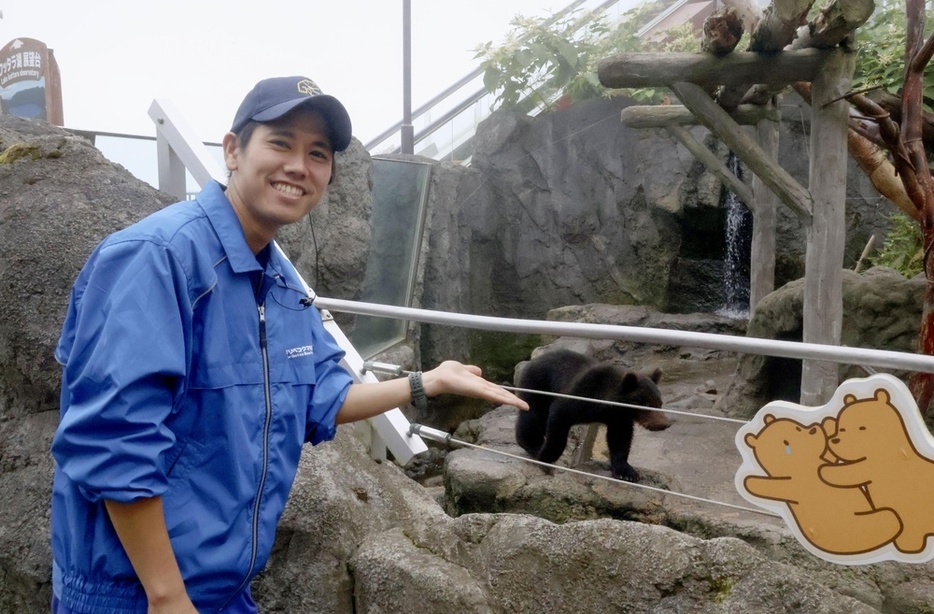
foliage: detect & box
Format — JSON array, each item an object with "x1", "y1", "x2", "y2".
[
  {"x1": 852, "y1": 4, "x2": 934, "y2": 275},
  {"x1": 473, "y1": 1, "x2": 702, "y2": 112},
  {"x1": 852, "y1": 0, "x2": 934, "y2": 108},
  {"x1": 870, "y1": 212, "x2": 925, "y2": 277}
]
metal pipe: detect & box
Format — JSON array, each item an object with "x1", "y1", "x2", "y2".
[
  {"x1": 401, "y1": 0, "x2": 414, "y2": 154},
  {"x1": 314, "y1": 297, "x2": 934, "y2": 374}
]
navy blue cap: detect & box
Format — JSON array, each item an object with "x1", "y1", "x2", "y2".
[{"x1": 230, "y1": 76, "x2": 353, "y2": 151}]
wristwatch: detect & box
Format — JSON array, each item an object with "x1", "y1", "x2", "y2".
[{"x1": 408, "y1": 371, "x2": 428, "y2": 411}]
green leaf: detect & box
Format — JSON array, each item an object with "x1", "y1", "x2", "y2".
[
  {"x1": 556, "y1": 39, "x2": 579, "y2": 69},
  {"x1": 483, "y1": 68, "x2": 501, "y2": 93}
]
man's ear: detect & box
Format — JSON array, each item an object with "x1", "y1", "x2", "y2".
[{"x1": 222, "y1": 132, "x2": 240, "y2": 172}]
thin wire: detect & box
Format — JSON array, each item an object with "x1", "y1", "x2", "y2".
[
  {"x1": 414, "y1": 425, "x2": 779, "y2": 519},
  {"x1": 503, "y1": 385, "x2": 750, "y2": 425},
  {"x1": 364, "y1": 360, "x2": 748, "y2": 425}
]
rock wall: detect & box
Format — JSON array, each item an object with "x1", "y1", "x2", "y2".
[
  {"x1": 0, "y1": 116, "x2": 174, "y2": 610},
  {"x1": 458, "y1": 94, "x2": 890, "y2": 318},
  {"x1": 388, "y1": 94, "x2": 891, "y2": 382}
]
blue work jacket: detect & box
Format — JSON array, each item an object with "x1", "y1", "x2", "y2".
[{"x1": 50, "y1": 180, "x2": 353, "y2": 612}]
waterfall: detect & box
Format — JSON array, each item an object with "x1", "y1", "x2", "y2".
[{"x1": 718, "y1": 153, "x2": 752, "y2": 319}]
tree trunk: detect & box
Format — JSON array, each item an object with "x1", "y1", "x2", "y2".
[{"x1": 904, "y1": 0, "x2": 934, "y2": 416}]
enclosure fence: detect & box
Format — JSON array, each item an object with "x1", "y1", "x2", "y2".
[{"x1": 319, "y1": 296, "x2": 934, "y2": 519}]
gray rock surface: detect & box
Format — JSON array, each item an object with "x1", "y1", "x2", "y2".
[
  {"x1": 441, "y1": 324, "x2": 934, "y2": 613},
  {"x1": 258, "y1": 422, "x2": 918, "y2": 613},
  {"x1": 717, "y1": 266, "x2": 926, "y2": 419},
  {"x1": 464, "y1": 95, "x2": 890, "y2": 319}
]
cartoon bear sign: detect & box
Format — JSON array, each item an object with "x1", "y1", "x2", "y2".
[{"x1": 735, "y1": 373, "x2": 934, "y2": 565}]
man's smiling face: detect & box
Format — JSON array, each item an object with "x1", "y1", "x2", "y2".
[{"x1": 223, "y1": 108, "x2": 333, "y2": 253}]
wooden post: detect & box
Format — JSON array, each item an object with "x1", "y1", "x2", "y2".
[
  {"x1": 750, "y1": 106, "x2": 780, "y2": 311},
  {"x1": 800, "y1": 49, "x2": 855, "y2": 404}
]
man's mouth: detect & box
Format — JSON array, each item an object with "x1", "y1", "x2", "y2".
[{"x1": 272, "y1": 182, "x2": 304, "y2": 197}]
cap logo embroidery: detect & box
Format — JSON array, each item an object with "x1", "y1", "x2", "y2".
[{"x1": 297, "y1": 79, "x2": 322, "y2": 97}]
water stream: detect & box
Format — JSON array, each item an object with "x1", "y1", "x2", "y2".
[{"x1": 717, "y1": 153, "x2": 753, "y2": 319}]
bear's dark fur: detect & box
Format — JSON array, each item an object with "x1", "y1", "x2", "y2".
[{"x1": 515, "y1": 349, "x2": 669, "y2": 482}]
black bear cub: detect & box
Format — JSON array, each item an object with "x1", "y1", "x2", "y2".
[{"x1": 515, "y1": 349, "x2": 670, "y2": 482}]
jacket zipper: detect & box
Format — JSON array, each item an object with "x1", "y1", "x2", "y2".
[{"x1": 224, "y1": 302, "x2": 273, "y2": 608}]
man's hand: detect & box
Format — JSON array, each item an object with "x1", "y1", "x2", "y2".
[
  {"x1": 422, "y1": 361, "x2": 528, "y2": 410},
  {"x1": 104, "y1": 497, "x2": 197, "y2": 613}
]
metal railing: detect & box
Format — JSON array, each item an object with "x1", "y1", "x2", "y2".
[
  {"x1": 314, "y1": 297, "x2": 934, "y2": 375},
  {"x1": 365, "y1": 0, "x2": 634, "y2": 161}
]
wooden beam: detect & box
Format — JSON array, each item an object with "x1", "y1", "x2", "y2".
[
  {"x1": 665, "y1": 123, "x2": 756, "y2": 207},
  {"x1": 670, "y1": 81, "x2": 813, "y2": 222},
  {"x1": 750, "y1": 114, "x2": 779, "y2": 312},
  {"x1": 800, "y1": 49, "x2": 855, "y2": 405},
  {"x1": 621, "y1": 104, "x2": 779, "y2": 128},
  {"x1": 597, "y1": 49, "x2": 829, "y2": 90}
]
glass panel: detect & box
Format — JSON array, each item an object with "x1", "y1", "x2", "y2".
[{"x1": 350, "y1": 158, "x2": 431, "y2": 358}]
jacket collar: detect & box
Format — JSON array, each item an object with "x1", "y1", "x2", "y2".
[
  {"x1": 196, "y1": 181, "x2": 311, "y2": 297},
  {"x1": 196, "y1": 180, "x2": 263, "y2": 274}
]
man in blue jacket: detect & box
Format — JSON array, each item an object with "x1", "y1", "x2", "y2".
[{"x1": 50, "y1": 76, "x2": 527, "y2": 613}]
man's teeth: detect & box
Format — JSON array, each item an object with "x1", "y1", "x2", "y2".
[{"x1": 273, "y1": 183, "x2": 303, "y2": 197}]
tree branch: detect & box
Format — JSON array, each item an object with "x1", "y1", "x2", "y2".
[{"x1": 903, "y1": 1, "x2": 934, "y2": 217}]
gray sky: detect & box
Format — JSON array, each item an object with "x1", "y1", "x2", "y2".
[{"x1": 9, "y1": 1, "x2": 610, "y2": 144}]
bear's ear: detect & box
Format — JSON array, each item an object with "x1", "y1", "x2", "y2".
[
  {"x1": 822, "y1": 416, "x2": 837, "y2": 436},
  {"x1": 647, "y1": 367, "x2": 663, "y2": 383},
  {"x1": 745, "y1": 433, "x2": 758, "y2": 447},
  {"x1": 763, "y1": 414, "x2": 776, "y2": 425},
  {"x1": 621, "y1": 371, "x2": 639, "y2": 392},
  {"x1": 844, "y1": 394, "x2": 857, "y2": 405},
  {"x1": 874, "y1": 388, "x2": 890, "y2": 403}
]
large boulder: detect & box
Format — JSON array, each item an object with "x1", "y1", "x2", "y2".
[
  {"x1": 717, "y1": 267, "x2": 926, "y2": 419},
  {"x1": 261, "y1": 414, "x2": 933, "y2": 614},
  {"x1": 469, "y1": 99, "x2": 685, "y2": 314}
]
